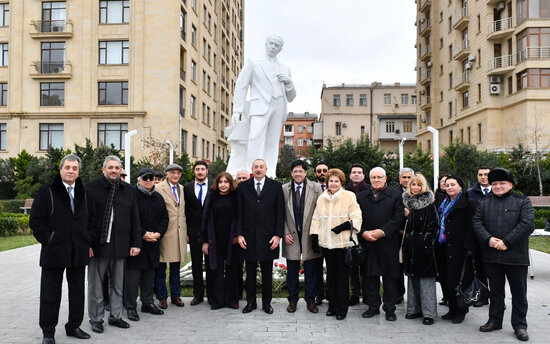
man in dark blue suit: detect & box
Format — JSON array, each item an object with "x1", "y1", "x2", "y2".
[{"x1": 237, "y1": 159, "x2": 285, "y2": 314}]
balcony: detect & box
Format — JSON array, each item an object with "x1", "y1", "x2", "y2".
[
  {"x1": 488, "y1": 17, "x2": 515, "y2": 41},
  {"x1": 180, "y1": 69, "x2": 186, "y2": 81},
  {"x1": 420, "y1": 96, "x2": 431, "y2": 110},
  {"x1": 453, "y1": 39, "x2": 470, "y2": 60},
  {"x1": 30, "y1": 20, "x2": 73, "y2": 39},
  {"x1": 419, "y1": 19, "x2": 431, "y2": 37},
  {"x1": 452, "y1": 7, "x2": 469, "y2": 31},
  {"x1": 420, "y1": 68, "x2": 432, "y2": 86},
  {"x1": 30, "y1": 61, "x2": 73, "y2": 79},
  {"x1": 454, "y1": 71, "x2": 470, "y2": 92},
  {"x1": 419, "y1": 0, "x2": 431, "y2": 13},
  {"x1": 420, "y1": 45, "x2": 431, "y2": 61},
  {"x1": 487, "y1": 54, "x2": 516, "y2": 75},
  {"x1": 517, "y1": 46, "x2": 550, "y2": 63},
  {"x1": 283, "y1": 129, "x2": 294, "y2": 137}
]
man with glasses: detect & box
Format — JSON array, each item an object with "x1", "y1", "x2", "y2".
[{"x1": 314, "y1": 162, "x2": 328, "y2": 192}]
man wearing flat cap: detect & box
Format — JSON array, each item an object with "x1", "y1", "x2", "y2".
[
  {"x1": 155, "y1": 164, "x2": 188, "y2": 309},
  {"x1": 472, "y1": 168, "x2": 534, "y2": 342}
]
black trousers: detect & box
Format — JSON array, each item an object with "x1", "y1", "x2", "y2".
[
  {"x1": 485, "y1": 263, "x2": 528, "y2": 329},
  {"x1": 364, "y1": 275, "x2": 397, "y2": 313},
  {"x1": 245, "y1": 260, "x2": 272, "y2": 306},
  {"x1": 189, "y1": 235, "x2": 205, "y2": 299},
  {"x1": 124, "y1": 268, "x2": 155, "y2": 310},
  {"x1": 208, "y1": 254, "x2": 239, "y2": 308},
  {"x1": 40, "y1": 266, "x2": 85, "y2": 337},
  {"x1": 349, "y1": 265, "x2": 362, "y2": 297},
  {"x1": 323, "y1": 248, "x2": 350, "y2": 317}
]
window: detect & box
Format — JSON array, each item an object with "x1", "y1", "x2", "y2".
[
  {"x1": 478, "y1": 123, "x2": 482, "y2": 143},
  {"x1": 285, "y1": 137, "x2": 293, "y2": 145},
  {"x1": 440, "y1": 37, "x2": 443, "y2": 49},
  {"x1": 191, "y1": 25, "x2": 197, "y2": 46},
  {"x1": 517, "y1": 0, "x2": 550, "y2": 22},
  {"x1": 306, "y1": 125, "x2": 313, "y2": 133},
  {"x1": 335, "y1": 122, "x2": 342, "y2": 135},
  {"x1": 99, "y1": 41, "x2": 129, "y2": 64},
  {"x1": 180, "y1": 9, "x2": 186, "y2": 40},
  {"x1": 202, "y1": 38, "x2": 206, "y2": 57},
  {"x1": 201, "y1": 102, "x2": 206, "y2": 123},
  {"x1": 449, "y1": 72, "x2": 453, "y2": 89},
  {"x1": 41, "y1": 2, "x2": 65, "y2": 32},
  {"x1": 411, "y1": 95, "x2": 417, "y2": 104},
  {"x1": 98, "y1": 81, "x2": 128, "y2": 105},
  {"x1": 467, "y1": 126, "x2": 471, "y2": 144},
  {"x1": 97, "y1": 123, "x2": 127, "y2": 149},
  {"x1": 0, "y1": 3, "x2": 9, "y2": 26},
  {"x1": 191, "y1": 60, "x2": 197, "y2": 82},
  {"x1": 519, "y1": 68, "x2": 550, "y2": 88},
  {"x1": 39, "y1": 123, "x2": 63, "y2": 150},
  {"x1": 0, "y1": 123, "x2": 6, "y2": 150},
  {"x1": 383, "y1": 93, "x2": 391, "y2": 104},
  {"x1": 0, "y1": 83, "x2": 6, "y2": 106},
  {"x1": 40, "y1": 82, "x2": 64, "y2": 106},
  {"x1": 181, "y1": 129, "x2": 187, "y2": 153},
  {"x1": 385, "y1": 121, "x2": 395, "y2": 133},
  {"x1": 284, "y1": 124, "x2": 293, "y2": 133},
  {"x1": 359, "y1": 94, "x2": 367, "y2": 106},
  {"x1": 449, "y1": 101, "x2": 453, "y2": 118},
  {"x1": 297, "y1": 125, "x2": 304, "y2": 133},
  {"x1": 297, "y1": 139, "x2": 304, "y2": 146},
  {"x1": 202, "y1": 70, "x2": 206, "y2": 89},
  {"x1": 192, "y1": 135, "x2": 197, "y2": 156},
  {"x1": 462, "y1": 90, "x2": 469, "y2": 108},
  {"x1": 0, "y1": 43, "x2": 8, "y2": 66},
  {"x1": 99, "y1": 1, "x2": 129, "y2": 24},
  {"x1": 517, "y1": 70, "x2": 527, "y2": 90},
  {"x1": 190, "y1": 95, "x2": 196, "y2": 117},
  {"x1": 401, "y1": 94, "x2": 409, "y2": 104},
  {"x1": 41, "y1": 42, "x2": 65, "y2": 72},
  {"x1": 403, "y1": 121, "x2": 412, "y2": 133},
  {"x1": 449, "y1": 130, "x2": 454, "y2": 144},
  {"x1": 192, "y1": 0, "x2": 197, "y2": 11},
  {"x1": 508, "y1": 76, "x2": 513, "y2": 94},
  {"x1": 449, "y1": 44, "x2": 453, "y2": 61},
  {"x1": 361, "y1": 125, "x2": 365, "y2": 134},
  {"x1": 478, "y1": 83, "x2": 481, "y2": 101},
  {"x1": 460, "y1": 129, "x2": 464, "y2": 143},
  {"x1": 179, "y1": 86, "x2": 185, "y2": 117},
  {"x1": 307, "y1": 139, "x2": 312, "y2": 146},
  {"x1": 201, "y1": 139, "x2": 205, "y2": 157},
  {"x1": 346, "y1": 94, "x2": 354, "y2": 106},
  {"x1": 333, "y1": 95, "x2": 341, "y2": 107}
]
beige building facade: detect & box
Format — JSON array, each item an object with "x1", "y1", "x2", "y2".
[
  {"x1": 0, "y1": 0, "x2": 243, "y2": 163},
  {"x1": 320, "y1": 83, "x2": 418, "y2": 153},
  {"x1": 415, "y1": 0, "x2": 550, "y2": 154}
]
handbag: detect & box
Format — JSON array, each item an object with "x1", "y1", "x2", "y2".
[
  {"x1": 344, "y1": 220, "x2": 366, "y2": 266},
  {"x1": 455, "y1": 255, "x2": 489, "y2": 308}
]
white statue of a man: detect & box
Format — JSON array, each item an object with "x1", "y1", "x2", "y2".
[{"x1": 226, "y1": 35, "x2": 296, "y2": 178}]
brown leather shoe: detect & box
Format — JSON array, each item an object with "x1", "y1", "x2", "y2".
[
  {"x1": 514, "y1": 329, "x2": 529, "y2": 341},
  {"x1": 286, "y1": 301, "x2": 297, "y2": 313},
  {"x1": 307, "y1": 302, "x2": 318, "y2": 313},
  {"x1": 159, "y1": 299, "x2": 167, "y2": 309},
  {"x1": 171, "y1": 297, "x2": 184, "y2": 307},
  {"x1": 479, "y1": 321, "x2": 502, "y2": 332}
]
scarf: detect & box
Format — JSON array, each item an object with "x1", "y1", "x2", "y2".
[
  {"x1": 348, "y1": 180, "x2": 367, "y2": 195},
  {"x1": 100, "y1": 178, "x2": 119, "y2": 244},
  {"x1": 137, "y1": 184, "x2": 155, "y2": 196},
  {"x1": 371, "y1": 184, "x2": 386, "y2": 200},
  {"x1": 437, "y1": 191, "x2": 462, "y2": 244}
]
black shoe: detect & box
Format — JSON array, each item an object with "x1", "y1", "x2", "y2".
[
  {"x1": 441, "y1": 311, "x2": 454, "y2": 320},
  {"x1": 405, "y1": 312, "x2": 422, "y2": 319},
  {"x1": 262, "y1": 304, "x2": 274, "y2": 314},
  {"x1": 190, "y1": 297, "x2": 203, "y2": 306},
  {"x1": 362, "y1": 308, "x2": 380, "y2": 318},
  {"x1": 452, "y1": 313, "x2": 466, "y2": 324},
  {"x1": 90, "y1": 322, "x2": 103, "y2": 334},
  {"x1": 141, "y1": 303, "x2": 164, "y2": 315},
  {"x1": 336, "y1": 315, "x2": 346, "y2": 320},
  {"x1": 385, "y1": 312, "x2": 397, "y2": 321},
  {"x1": 326, "y1": 310, "x2": 336, "y2": 316},
  {"x1": 349, "y1": 295, "x2": 359, "y2": 306},
  {"x1": 108, "y1": 318, "x2": 130, "y2": 329},
  {"x1": 423, "y1": 317, "x2": 434, "y2": 325},
  {"x1": 242, "y1": 303, "x2": 257, "y2": 314},
  {"x1": 66, "y1": 327, "x2": 91, "y2": 339},
  {"x1": 127, "y1": 308, "x2": 140, "y2": 321},
  {"x1": 287, "y1": 301, "x2": 297, "y2": 313},
  {"x1": 480, "y1": 321, "x2": 502, "y2": 332},
  {"x1": 395, "y1": 296, "x2": 404, "y2": 305},
  {"x1": 515, "y1": 329, "x2": 529, "y2": 341},
  {"x1": 315, "y1": 295, "x2": 323, "y2": 306},
  {"x1": 42, "y1": 337, "x2": 55, "y2": 344}
]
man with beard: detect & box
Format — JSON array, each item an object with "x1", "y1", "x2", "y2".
[
  {"x1": 313, "y1": 161, "x2": 329, "y2": 304},
  {"x1": 396, "y1": 167, "x2": 414, "y2": 304}
]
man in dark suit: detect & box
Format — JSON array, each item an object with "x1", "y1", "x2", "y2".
[
  {"x1": 237, "y1": 159, "x2": 285, "y2": 314},
  {"x1": 184, "y1": 160, "x2": 212, "y2": 306},
  {"x1": 30, "y1": 154, "x2": 93, "y2": 344}
]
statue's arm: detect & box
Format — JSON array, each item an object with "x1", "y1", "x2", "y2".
[{"x1": 233, "y1": 58, "x2": 254, "y2": 115}]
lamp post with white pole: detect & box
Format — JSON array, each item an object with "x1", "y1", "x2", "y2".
[
  {"x1": 124, "y1": 130, "x2": 137, "y2": 179},
  {"x1": 427, "y1": 126, "x2": 439, "y2": 190},
  {"x1": 398, "y1": 137, "x2": 407, "y2": 172},
  {"x1": 166, "y1": 140, "x2": 174, "y2": 165}
]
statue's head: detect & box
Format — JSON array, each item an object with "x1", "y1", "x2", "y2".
[{"x1": 265, "y1": 35, "x2": 284, "y2": 58}]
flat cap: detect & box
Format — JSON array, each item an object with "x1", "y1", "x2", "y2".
[{"x1": 165, "y1": 163, "x2": 183, "y2": 172}]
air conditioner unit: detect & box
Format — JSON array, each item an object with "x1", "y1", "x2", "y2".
[
  {"x1": 490, "y1": 76, "x2": 501, "y2": 83},
  {"x1": 468, "y1": 54, "x2": 477, "y2": 62},
  {"x1": 426, "y1": 61, "x2": 433, "y2": 67},
  {"x1": 465, "y1": 62, "x2": 473, "y2": 70},
  {"x1": 420, "y1": 90, "x2": 426, "y2": 95},
  {"x1": 342, "y1": 122, "x2": 348, "y2": 128},
  {"x1": 490, "y1": 84, "x2": 501, "y2": 95},
  {"x1": 52, "y1": 67, "x2": 61, "y2": 73},
  {"x1": 496, "y1": 2, "x2": 505, "y2": 13},
  {"x1": 395, "y1": 129, "x2": 401, "y2": 134},
  {"x1": 52, "y1": 25, "x2": 61, "y2": 32}
]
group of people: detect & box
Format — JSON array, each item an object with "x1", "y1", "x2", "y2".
[{"x1": 30, "y1": 154, "x2": 535, "y2": 344}]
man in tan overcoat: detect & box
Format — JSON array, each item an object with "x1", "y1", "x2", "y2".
[
  {"x1": 155, "y1": 164, "x2": 188, "y2": 309},
  {"x1": 282, "y1": 160, "x2": 323, "y2": 314}
]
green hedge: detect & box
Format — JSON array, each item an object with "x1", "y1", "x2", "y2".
[
  {"x1": 0, "y1": 199, "x2": 27, "y2": 214},
  {"x1": 0, "y1": 213, "x2": 30, "y2": 236}
]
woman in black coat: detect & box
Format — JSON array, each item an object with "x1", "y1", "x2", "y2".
[
  {"x1": 201, "y1": 172, "x2": 242, "y2": 310},
  {"x1": 435, "y1": 175, "x2": 475, "y2": 324},
  {"x1": 402, "y1": 174, "x2": 439, "y2": 325}
]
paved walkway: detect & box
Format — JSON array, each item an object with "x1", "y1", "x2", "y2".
[{"x1": 1, "y1": 244, "x2": 550, "y2": 343}]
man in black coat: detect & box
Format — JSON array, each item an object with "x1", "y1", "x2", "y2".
[
  {"x1": 184, "y1": 160, "x2": 213, "y2": 306},
  {"x1": 86, "y1": 156, "x2": 141, "y2": 333},
  {"x1": 124, "y1": 168, "x2": 169, "y2": 321},
  {"x1": 357, "y1": 167, "x2": 404, "y2": 322},
  {"x1": 472, "y1": 168, "x2": 534, "y2": 342},
  {"x1": 237, "y1": 159, "x2": 284, "y2": 314},
  {"x1": 30, "y1": 154, "x2": 93, "y2": 344}
]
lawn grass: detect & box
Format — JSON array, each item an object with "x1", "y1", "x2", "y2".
[
  {"x1": 530, "y1": 236, "x2": 550, "y2": 254},
  {"x1": 0, "y1": 235, "x2": 37, "y2": 252}
]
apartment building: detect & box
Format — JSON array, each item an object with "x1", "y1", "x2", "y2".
[
  {"x1": 0, "y1": 0, "x2": 244, "y2": 163},
  {"x1": 320, "y1": 82, "x2": 418, "y2": 153},
  {"x1": 278, "y1": 112, "x2": 317, "y2": 157},
  {"x1": 415, "y1": 0, "x2": 550, "y2": 154}
]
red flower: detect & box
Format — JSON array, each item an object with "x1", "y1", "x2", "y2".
[
  {"x1": 274, "y1": 262, "x2": 279, "y2": 267},
  {"x1": 299, "y1": 269, "x2": 304, "y2": 274}
]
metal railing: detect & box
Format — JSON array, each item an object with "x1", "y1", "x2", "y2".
[
  {"x1": 454, "y1": 39, "x2": 469, "y2": 57},
  {"x1": 454, "y1": 71, "x2": 469, "y2": 88},
  {"x1": 453, "y1": 7, "x2": 468, "y2": 27},
  {"x1": 488, "y1": 54, "x2": 516, "y2": 70},
  {"x1": 37, "y1": 20, "x2": 66, "y2": 33},
  {"x1": 36, "y1": 61, "x2": 65, "y2": 74},
  {"x1": 517, "y1": 46, "x2": 550, "y2": 62},
  {"x1": 490, "y1": 17, "x2": 514, "y2": 33}
]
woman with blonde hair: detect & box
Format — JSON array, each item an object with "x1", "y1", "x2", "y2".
[
  {"x1": 402, "y1": 173, "x2": 439, "y2": 325},
  {"x1": 310, "y1": 168, "x2": 362, "y2": 320}
]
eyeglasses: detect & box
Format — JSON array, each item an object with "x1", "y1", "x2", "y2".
[
  {"x1": 370, "y1": 176, "x2": 385, "y2": 180},
  {"x1": 316, "y1": 169, "x2": 328, "y2": 173},
  {"x1": 142, "y1": 175, "x2": 155, "y2": 181}
]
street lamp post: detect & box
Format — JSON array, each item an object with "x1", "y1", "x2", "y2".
[
  {"x1": 427, "y1": 126, "x2": 439, "y2": 189},
  {"x1": 124, "y1": 130, "x2": 138, "y2": 179},
  {"x1": 166, "y1": 140, "x2": 174, "y2": 165},
  {"x1": 398, "y1": 137, "x2": 407, "y2": 172}
]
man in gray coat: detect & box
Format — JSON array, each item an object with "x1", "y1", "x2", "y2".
[
  {"x1": 282, "y1": 160, "x2": 323, "y2": 313},
  {"x1": 472, "y1": 168, "x2": 534, "y2": 342}
]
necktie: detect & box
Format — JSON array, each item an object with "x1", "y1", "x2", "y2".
[
  {"x1": 256, "y1": 182, "x2": 262, "y2": 197},
  {"x1": 197, "y1": 183, "x2": 205, "y2": 205},
  {"x1": 172, "y1": 185, "x2": 179, "y2": 203},
  {"x1": 296, "y1": 185, "x2": 301, "y2": 199},
  {"x1": 67, "y1": 186, "x2": 74, "y2": 213},
  {"x1": 483, "y1": 188, "x2": 489, "y2": 196},
  {"x1": 321, "y1": 184, "x2": 326, "y2": 192}
]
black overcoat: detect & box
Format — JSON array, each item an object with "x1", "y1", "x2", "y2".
[
  {"x1": 184, "y1": 179, "x2": 213, "y2": 238},
  {"x1": 236, "y1": 177, "x2": 284, "y2": 262},
  {"x1": 30, "y1": 174, "x2": 93, "y2": 268}
]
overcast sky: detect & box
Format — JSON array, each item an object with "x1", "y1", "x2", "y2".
[{"x1": 243, "y1": 0, "x2": 417, "y2": 115}]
